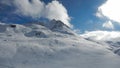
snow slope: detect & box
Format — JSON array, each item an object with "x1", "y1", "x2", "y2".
[
  {"x1": 81, "y1": 31, "x2": 120, "y2": 56},
  {"x1": 0, "y1": 22, "x2": 120, "y2": 68}
]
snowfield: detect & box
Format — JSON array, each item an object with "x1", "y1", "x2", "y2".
[
  {"x1": 81, "y1": 31, "x2": 120, "y2": 56},
  {"x1": 0, "y1": 21, "x2": 120, "y2": 68}
]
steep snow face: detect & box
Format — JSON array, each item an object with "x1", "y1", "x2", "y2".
[{"x1": 0, "y1": 23, "x2": 120, "y2": 68}]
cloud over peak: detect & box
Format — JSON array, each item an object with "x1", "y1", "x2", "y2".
[
  {"x1": 1, "y1": 0, "x2": 72, "y2": 27},
  {"x1": 45, "y1": 1, "x2": 71, "y2": 27}
]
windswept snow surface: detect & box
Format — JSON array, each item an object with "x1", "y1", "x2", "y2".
[
  {"x1": 81, "y1": 31, "x2": 120, "y2": 57},
  {"x1": 0, "y1": 23, "x2": 120, "y2": 68}
]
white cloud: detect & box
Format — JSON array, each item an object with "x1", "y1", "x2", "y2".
[
  {"x1": 102, "y1": 21, "x2": 114, "y2": 29},
  {"x1": 95, "y1": 10, "x2": 104, "y2": 18},
  {"x1": 81, "y1": 31, "x2": 120, "y2": 41},
  {"x1": 97, "y1": 0, "x2": 120, "y2": 23},
  {"x1": 14, "y1": 0, "x2": 45, "y2": 18},
  {"x1": 45, "y1": 0, "x2": 71, "y2": 27},
  {"x1": 12, "y1": 0, "x2": 72, "y2": 27},
  {"x1": 73, "y1": 29, "x2": 81, "y2": 34}
]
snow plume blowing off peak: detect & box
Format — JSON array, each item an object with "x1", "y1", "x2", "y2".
[{"x1": 12, "y1": 0, "x2": 72, "y2": 27}]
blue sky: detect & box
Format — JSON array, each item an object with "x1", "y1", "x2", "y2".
[
  {"x1": 0, "y1": 0, "x2": 120, "y2": 33},
  {"x1": 58, "y1": 0, "x2": 106, "y2": 32}
]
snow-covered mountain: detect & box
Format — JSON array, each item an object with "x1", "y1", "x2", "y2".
[
  {"x1": 0, "y1": 21, "x2": 120, "y2": 68},
  {"x1": 81, "y1": 31, "x2": 120, "y2": 56}
]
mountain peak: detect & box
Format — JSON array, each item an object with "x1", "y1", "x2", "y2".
[
  {"x1": 50, "y1": 19, "x2": 70, "y2": 28},
  {"x1": 46, "y1": 19, "x2": 69, "y2": 30},
  {"x1": 47, "y1": 19, "x2": 75, "y2": 35}
]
